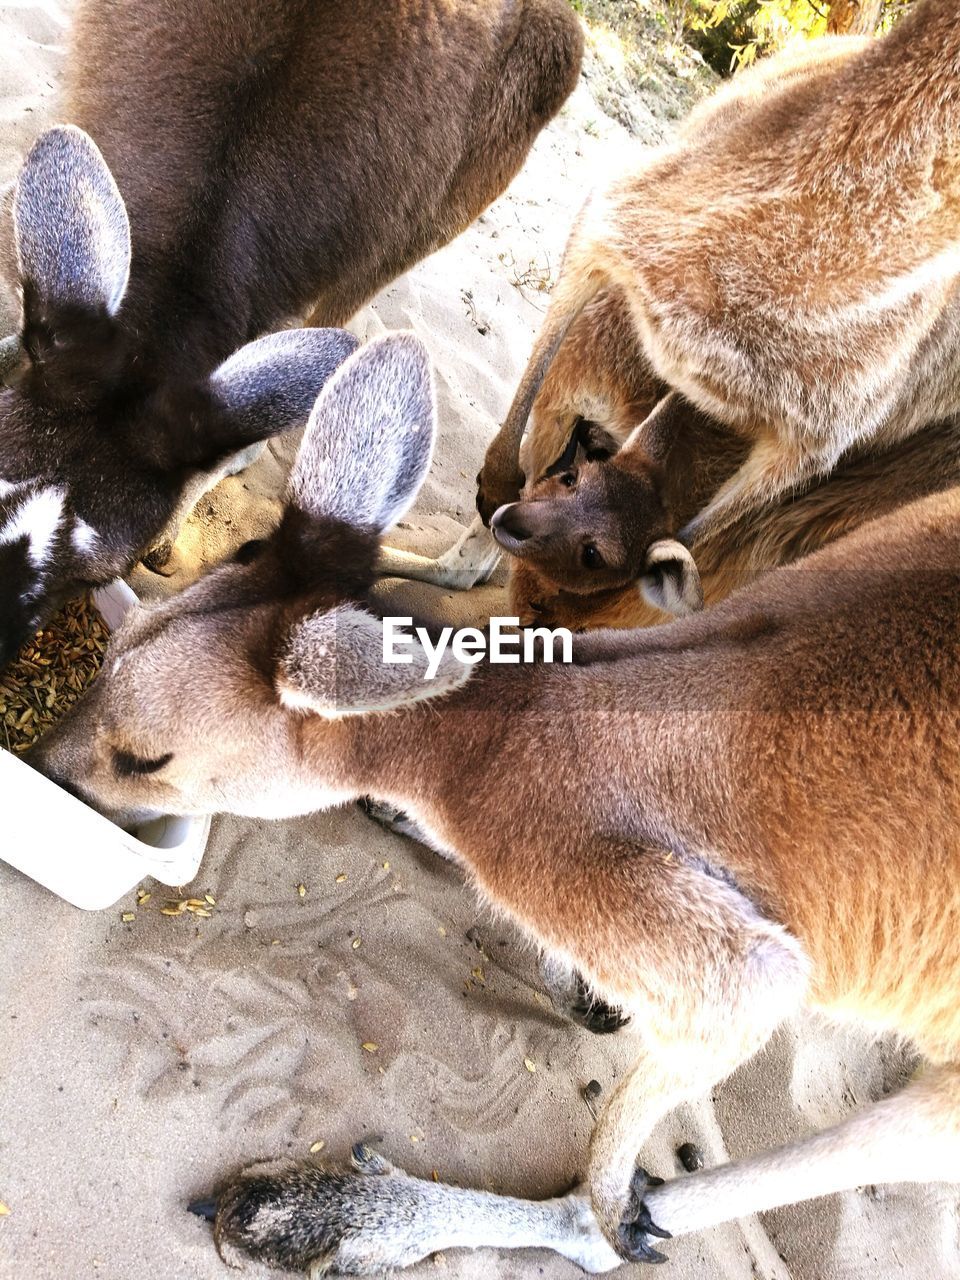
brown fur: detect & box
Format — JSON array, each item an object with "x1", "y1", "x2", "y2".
[
  {"x1": 31, "y1": 337, "x2": 960, "y2": 1263},
  {"x1": 64, "y1": 0, "x2": 584, "y2": 358},
  {"x1": 0, "y1": 0, "x2": 583, "y2": 665},
  {"x1": 475, "y1": 0, "x2": 960, "y2": 556},
  {"x1": 510, "y1": 346, "x2": 960, "y2": 628}
]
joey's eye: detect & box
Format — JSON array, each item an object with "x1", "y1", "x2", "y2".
[
  {"x1": 559, "y1": 472, "x2": 576, "y2": 489},
  {"x1": 113, "y1": 750, "x2": 173, "y2": 778},
  {"x1": 581, "y1": 544, "x2": 604, "y2": 570}
]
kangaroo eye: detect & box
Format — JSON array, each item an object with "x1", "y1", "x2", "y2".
[
  {"x1": 113, "y1": 750, "x2": 173, "y2": 778},
  {"x1": 581, "y1": 544, "x2": 604, "y2": 570},
  {"x1": 559, "y1": 472, "x2": 577, "y2": 489}
]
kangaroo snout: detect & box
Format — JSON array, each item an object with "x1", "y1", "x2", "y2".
[{"x1": 491, "y1": 501, "x2": 535, "y2": 553}]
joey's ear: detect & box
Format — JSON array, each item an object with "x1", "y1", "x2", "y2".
[
  {"x1": 622, "y1": 391, "x2": 686, "y2": 465},
  {"x1": 276, "y1": 604, "x2": 472, "y2": 718},
  {"x1": 287, "y1": 332, "x2": 435, "y2": 533},
  {"x1": 14, "y1": 126, "x2": 130, "y2": 324},
  {"x1": 639, "y1": 539, "x2": 703, "y2": 617},
  {"x1": 208, "y1": 327, "x2": 359, "y2": 451}
]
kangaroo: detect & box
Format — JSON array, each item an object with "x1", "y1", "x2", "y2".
[
  {"x1": 500, "y1": 391, "x2": 960, "y2": 632},
  {"x1": 386, "y1": 0, "x2": 960, "y2": 592},
  {"x1": 0, "y1": 0, "x2": 583, "y2": 666},
  {"x1": 495, "y1": 392, "x2": 721, "y2": 624},
  {"x1": 32, "y1": 336, "x2": 960, "y2": 1274}
]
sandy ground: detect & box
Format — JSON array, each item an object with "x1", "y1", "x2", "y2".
[{"x1": 0, "y1": 3, "x2": 957, "y2": 1279}]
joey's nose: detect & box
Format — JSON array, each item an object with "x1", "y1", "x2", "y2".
[{"x1": 490, "y1": 503, "x2": 533, "y2": 551}]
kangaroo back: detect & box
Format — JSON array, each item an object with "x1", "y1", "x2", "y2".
[{"x1": 66, "y1": 0, "x2": 583, "y2": 371}]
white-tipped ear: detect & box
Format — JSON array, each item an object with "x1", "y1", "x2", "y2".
[
  {"x1": 210, "y1": 327, "x2": 359, "y2": 445},
  {"x1": 277, "y1": 605, "x2": 472, "y2": 718},
  {"x1": 287, "y1": 332, "x2": 436, "y2": 533},
  {"x1": 14, "y1": 126, "x2": 130, "y2": 316},
  {"x1": 639, "y1": 538, "x2": 703, "y2": 617}
]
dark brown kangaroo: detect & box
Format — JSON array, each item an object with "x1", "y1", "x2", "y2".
[{"x1": 0, "y1": 0, "x2": 582, "y2": 666}]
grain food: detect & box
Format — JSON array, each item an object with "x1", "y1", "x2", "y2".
[{"x1": 0, "y1": 595, "x2": 108, "y2": 753}]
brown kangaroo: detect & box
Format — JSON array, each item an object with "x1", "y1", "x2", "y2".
[
  {"x1": 0, "y1": 0, "x2": 582, "y2": 667},
  {"x1": 388, "y1": 0, "x2": 960, "y2": 592},
  {"x1": 32, "y1": 336, "x2": 960, "y2": 1274},
  {"x1": 500, "y1": 384, "x2": 960, "y2": 632}
]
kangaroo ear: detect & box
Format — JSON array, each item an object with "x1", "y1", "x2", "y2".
[
  {"x1": 209, "y1": 327, "x2": 360, "y2": 449},
  {"x1": 639, "y1": 539, "x2": 703, "y2": 617},
  {"x1": 127, "y1": 328, "x2": 359, "y2": 475},
  {"x1": 287, "y1": 332, "x2": 435, "y2": 533},
  {"x1": 14, "y1": 126, "x2": 130, "y2": 322},
  {"x1": 276, "y1": 604, "x2": 471, "y2": 718}
]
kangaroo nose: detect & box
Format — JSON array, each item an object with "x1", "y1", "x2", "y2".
[
  {"x1": 491, "y1": 503, "x2": 532, "y2": 545},
  {"x1": 34, "y1": 762, "x2": 85, "y2": 801}
]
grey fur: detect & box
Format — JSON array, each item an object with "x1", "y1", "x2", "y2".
[
  {"x1": 278, "y1": 604, "x2": 471, "y2": 718},
  {"x1": 205, "y1": 1146, "x2": 621, "y2": 1275},
  {"x1": 13, "y1": 125, "x2": 130, "y2": 315},
  {"x1": 0, "y1": 333, "x2": 21, "y2": 381},
  {"x1": 211, "y1": 328, "x2": 360, "y2": 441},
  {"x1": 288, "y1": 333, "x2": 435, "y2": 533}
]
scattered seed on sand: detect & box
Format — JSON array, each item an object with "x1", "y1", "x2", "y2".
[
  {"x1": 352, "y1": 937, "x2": 362, "y2": 949},
  {"x1": 121, "y1": 912, "x2": 136, "y2": 923},
  {"x1": 335, "y1": 873, "x2": 347, "y2": 883},
  {"x1": 297, "y1": 883, "x2": 306, "y2": 898},
  {"x1": 362, "y1": 1042, "x2": 378, "y2": 1053},
  {"x1": 1, "y1": 594, "x2": 108, "y2": 752},
  {"x1": 309, "y1": 1140, "x2": 326, "y2": 1154},
  {"x1": 0, "y1": 1201, "x2": 9, "y2": 1216},
  {"x1": 204, "y1": 893, "x2": 216, "y2": 906},
  {"x1": 524, "y1": 1058, "x2": 537, "y2": 1073},
  {"x1": 157, "y1": 897, "x2": 216, "y2": 919},
  {"x1": 382, "y1": 861, "x2": 390, "y2": 870},
  {"x1": 136, "y1": 890, "x2": 151, "y2": 905}
]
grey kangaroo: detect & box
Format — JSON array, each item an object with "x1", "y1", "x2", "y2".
[{"x1": 0, "y1": 0, "x2": 583, "y2": 664}]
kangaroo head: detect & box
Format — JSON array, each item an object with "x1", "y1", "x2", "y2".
[
  {"x1": 0, "y1": 126, "x2": 356, "y2": 666},
  {"x1": 491, "y1": 406, "x2": 702, "y2": 617},
  {"x1": 31, "y1": 334, "x2": 471, "y2": 827}
]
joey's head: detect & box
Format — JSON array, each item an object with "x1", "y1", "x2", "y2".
[
  {"x1": 492, "y1": 411, "x2": 702, "y2": 617},
  {"x1": 31, "y1": 334, "x2": 473, "y2": 827},
  {"x1": 0, "y1": 125, "x2": 356, "y2": 666}
]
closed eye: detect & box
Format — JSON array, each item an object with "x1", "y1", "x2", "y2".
[{"x1": 113, "y1": 750, "x2": 173, "y2": 778}]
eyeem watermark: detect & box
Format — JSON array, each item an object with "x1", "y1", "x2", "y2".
[{"x1": 383, "y1": 616, "x2": 573, "y2": 680}]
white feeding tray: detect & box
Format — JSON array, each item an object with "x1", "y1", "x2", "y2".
[{"x1": 0, "y1": 580, "x2": 210, "y2": 910}]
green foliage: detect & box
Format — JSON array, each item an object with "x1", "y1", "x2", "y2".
[{"x1": 685, "y1": 0, "x2": 915, "y2": 75}]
